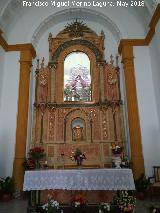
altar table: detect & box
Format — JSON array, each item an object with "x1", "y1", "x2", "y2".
[{"x1": 23, "y1": 168, "x2": 135, "y2": 191}]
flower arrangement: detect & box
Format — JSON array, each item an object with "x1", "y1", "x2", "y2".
[
  {"x1": 70, "y1": 148, "x2": 86, "y2": 166},
  {"x1": 111, "y1": 143, "x2": 123, "y2": 155},
  {"x1": 150, "y1": 205, "x2": 160, "y2": 213},
  {"x1": 121, "y1": 155, "x2": 130, "y2": 168},
  {"x1": 71, "y1": 194, "x2": 87, "y2": 208},
  {"x1": 135, "y1": 173, "x2": 150, "y2": 193},
  {"x1": 42, "y1": 200, "x2": 60, "y2": 213},
  {"x1": 113, "y1": 190, "x2": 136, "y2": 212},
  {"x1": 23, "y1": 158, "x2": 36, "y2": 170},
  {"x1": 98, "y1": 202, "x2": 111, "y2": 212},
  {"x1": 42, "y1": 194, "x2": 61, "y2": 213},
  {"x1": 60, "y1": 151, "x2": 65, "y2": 157},
  {"x1": 29, "y1": 146, "x2": 46, "y2": 160},
  {"x1": 0, "y1": 176, "x2": 15, "y2": 197},
  {"x1": 28, "y1": 146, "x2": 46, "y2": 169}
]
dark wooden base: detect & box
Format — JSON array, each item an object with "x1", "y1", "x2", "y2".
[{"x1": 27, "y1": 204, "x2": 134, "y2": 213}]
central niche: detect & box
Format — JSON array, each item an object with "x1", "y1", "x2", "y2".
[
  {"x1": 64, "y1": 52, "x2": 91, "y2": 102},
  {"x1": 72, "y1": 118, "x2": 85, "y2": 141}
]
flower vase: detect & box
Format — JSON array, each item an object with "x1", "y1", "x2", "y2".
[
  {"x1": 76, "y1": 157, "x2": 82, "y2": 167},
  {"x1": 112, "y1": 156, "x2": 122, "y2": 168},
  {"x1": 35, "y1": 160, "x2": 41, "y2": 169}
]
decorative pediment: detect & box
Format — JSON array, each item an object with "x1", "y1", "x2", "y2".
[
  {"x1": 57, "y1": 20, "x2": 97, "y2": 38},
  {"x1": 48, "y1": 21, "x2": 105, "y2": 64}
]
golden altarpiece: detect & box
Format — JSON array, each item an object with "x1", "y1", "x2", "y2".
[{"x1": 32, "y1": 21, "x2": 125, "y2": 169}]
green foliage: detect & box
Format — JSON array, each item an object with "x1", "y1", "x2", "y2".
[
  {"x1": 113, "y1": 190, "x2": 136, "y2": 212},
  {"x1": 0, "y1": 176, "x2": 15, "y2": 194},
  {"x1": 42, "y1": 199, "x2": 60, "y2": 213},
  {"x1": 64, "y1": 88, "x2": 72, "y2": 96},
  {"x1": 23, "y1": 158, "x2": 36, "y2": 170},
  {"x1": 28, "y1": 147, "x2": 46, "y2": 160},
  {"x1": 98, "y1": 202, "x2": 111, "y2": 212},
  {"x1": 75, "y1": 148, "x2": 82, "y2": 156},
  {"x1": 149, "y1": 205, "x2": 160, "y2": 213},
  {"x1": 135, "y1": 173, "x2": 150, "y2": 192}
]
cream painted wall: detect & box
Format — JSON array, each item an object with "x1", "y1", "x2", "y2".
[
  {"x1": 26, "y1": 60, "x2": 36, "y2": 154},
  {"x1": 6, "y1": 6, "x2": 146, "y2": 44},
  {"x1": 119, "y1": 60, "x2": 131, "y2": 157},
  {"x1": 0, "y1": 47, "x2": 5, "y2": 107},
  {"x1": 134, "y1": 46, "x2": 160, "y2": 177},
  {"x1": 149, "y1": 20, "x2": 160, "y2": 126},
  {"x1": 0, "y1": 52, "x2": 20, "y2": 177}
]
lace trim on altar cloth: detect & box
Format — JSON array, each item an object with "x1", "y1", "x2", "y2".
[{"x1": 23, "y1": 169, "x2": 135, "y2": 191}]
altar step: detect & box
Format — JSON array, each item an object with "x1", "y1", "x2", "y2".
[
  {"x1": 28, "y1": 204, "x2": 99, "y2": 213},
  {"x1": 28, "y1": 204, "x2": 131, "y2": 213},
  {"x1": 61, "y1": 204, "x2": 99, "y2": 213}
]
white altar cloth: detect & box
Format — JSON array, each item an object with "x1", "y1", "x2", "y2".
[{"x1": 23, "y1": 169, "x2": 135, "y2": 191}]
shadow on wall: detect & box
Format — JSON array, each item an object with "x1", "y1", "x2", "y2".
[
  {"x1": 0, "y1": 131, "x2": 14, "y2": 177},
  {"x1": 143, "y1": 126, "x2": 160, "y2": 177}
]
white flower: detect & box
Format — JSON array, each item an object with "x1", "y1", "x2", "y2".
[
  {"x1": 42, "y1": 203, "x2": 48, "y2": 210},
  {"x1": 47, "y1": 194, "x2": 52, "y2": 199},
  {"x1": 107, "y1": 205, "x2": 110, "y2": 211},
  {"x1": 75, "y1": 201, "x2": 80, "y2": 207},
  {"x1": 42, "y1": 199, "x2": 60, "y2": 210}
]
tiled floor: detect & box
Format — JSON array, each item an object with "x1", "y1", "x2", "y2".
[
  {"x1": 0, "y1": 198, "x2": 160, "y2": 213},
  {"x1": 0, "y1": 199, "x2": 28, "y2": 213}
]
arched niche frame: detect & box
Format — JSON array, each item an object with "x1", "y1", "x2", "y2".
[
  {"x1": 64, "y1": 52, "x2": 91, "y2": 102},
  {"x1": 64, "y1": 109, "x2": 91, "y2": 143},
  {"x1": 54, "y1": 43, "x2": 102, "y2": 103},
  {"x1": 71, "y1": 117, "x2": 86, "y2": 141}
]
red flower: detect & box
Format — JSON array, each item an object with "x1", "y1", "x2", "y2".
[
  {"x1": 29, "y1": 147, "x2": 45, "y2": 160},
  {"x1": 27, "y1": 159, "x2": 35, "y2": 169},
  {"x1": 71, "y1": 194, "x2": 87, "y2": 205},
  {"x1": 30, "y1": 147, "x2": 44, "y2": 153}
]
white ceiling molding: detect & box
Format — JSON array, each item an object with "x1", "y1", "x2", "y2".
[
  {"x1": 31, "y1": 8, "x2": 122, "y2": 47},
  {"x1": 0, "y1": 0, "x2": 155, "y2": 31}
]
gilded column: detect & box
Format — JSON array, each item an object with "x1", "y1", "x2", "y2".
[
  {"x1": 13, "y1": 48, "x2": 36, "y2": 190},
  {"x1": 98, "y1": 63, "x2": 105, "y2": 102},
  {"x1": 50, "y1": 65, "x2": 56, "y2": 103},
  {"x1": 120, "y1": 44, "x2": 144, "y2": 178}
]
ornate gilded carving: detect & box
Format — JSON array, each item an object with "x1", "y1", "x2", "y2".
[
  {"x1": 104, "y1": 59, "x2": 120, "y2": 101},
  {"x1": 58, "y1": 20, "x2": 97, "y2": 37},
  {"x1": 102, "y1": 114, "x2": 108, "y2": 140},
  {"x1": 49, "y1": 107, "x2": 56, "y2": 141},
  {"x1": 107, "y1": 70, "x2": 117, "y2": 85},
  {"x1": 51, "y1": 39, "x2": 103, "y2": 63},
  {"x1": 72, "y1": 125, "x2": 84, "y2": 141},
  {"x1": 37, "y1": 59, "x2": 49, "y2": 103},
  {"x1": 39, "y1": 103, "x2": 47, "y2": 144},
  {"x1": 39, "y1": 71, "x2": 48, "y2": 86},
  {"x1": 32, "y1": 22, "x2": 125, "y2": 168}
]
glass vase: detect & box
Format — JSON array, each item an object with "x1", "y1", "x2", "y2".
[
  {"x1": 35, "y1": 160, "x2": 41, "y2": 169},
  {"x1": 76, "y1": 158, "x2": 82, "y2": 167}
]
